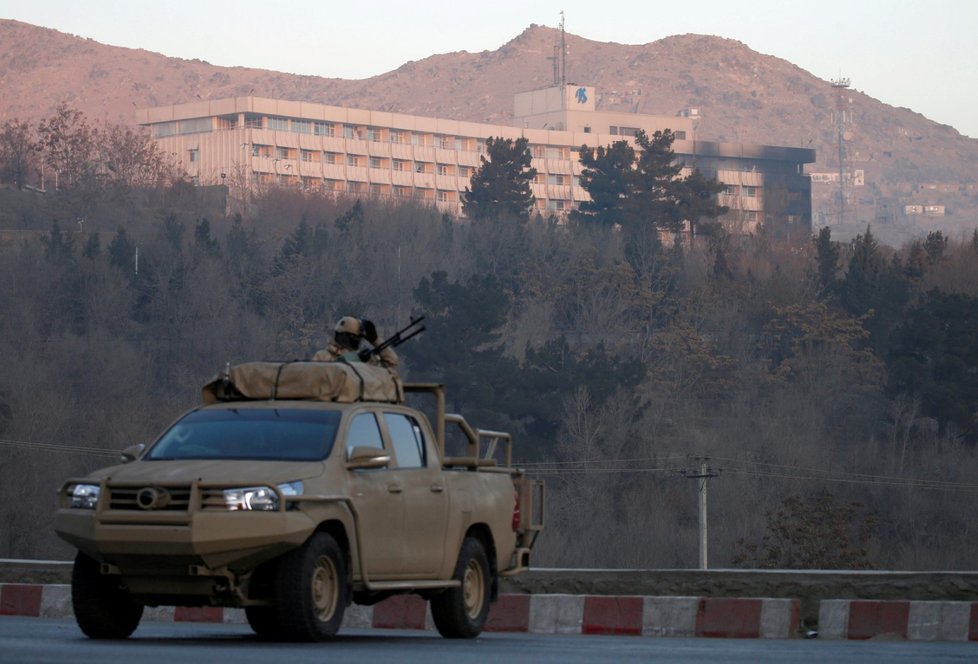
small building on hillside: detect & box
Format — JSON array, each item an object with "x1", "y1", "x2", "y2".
[{"x1": 136, "y1": 84, "x2": 815, "y2": 237}]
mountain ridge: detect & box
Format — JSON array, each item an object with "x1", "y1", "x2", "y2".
[{"x1": 2, "y1": 19, "x2": 976, "y2": 241}]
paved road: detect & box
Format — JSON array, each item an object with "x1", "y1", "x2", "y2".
[{"x1": 0, "y1": 617, "x2": 974, "y2": 663}]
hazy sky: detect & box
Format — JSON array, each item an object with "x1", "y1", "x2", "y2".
[{"x1": 4, "y1": 0, "x2": 977, "y2": 138}]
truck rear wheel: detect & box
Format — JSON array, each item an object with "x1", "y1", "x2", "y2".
[
  {"x1": 71, "y1": 552, "x2": 143, "y2": 639},
  {"x1": 244, "y1": 606, "x2": 280, "y2": 638},
  {"x1": 431, "y1": 536, "x2": 491, "y2": 638},
  {"x1": 273, "y1": 532, "x2": 347, "y2": 641}
]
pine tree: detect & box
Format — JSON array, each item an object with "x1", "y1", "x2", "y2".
[{"x1": 462, "y1": 137, "x2": 536, "y2": 222}]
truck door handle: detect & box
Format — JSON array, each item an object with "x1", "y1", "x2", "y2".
[
  {"x1": 387, "y1": 483, "x2": 402, "y2": 494},
  {"x1": 430, "y1": 484, "x2": 444, "y2": 493}
]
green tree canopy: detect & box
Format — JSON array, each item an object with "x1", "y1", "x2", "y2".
[
  {"x1": 462, "y1": 137, "x2": 537, "y2": 222},
  {"x1": 574, "y1": 129, "x2": 726, "y2": 235}
]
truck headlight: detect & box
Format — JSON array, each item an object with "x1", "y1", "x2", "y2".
[
  {"x1": 70, "y1": 484, "x2": 101, "y2": 509},
  {"x1": 222, "y1": 486, "x2": 279, "y2": 511},
  {"x1": 278, "y1": 480, "x2": 304, "y2": 497}
]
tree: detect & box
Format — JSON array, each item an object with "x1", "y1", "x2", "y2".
[
  {"x1": 812, "y1": 226, "x2": 841, "y2": 297},
  {"x1": 575, "y1": 129, "x2": 726, "y2": 236},
  {"x1": 0, "y1": 119, "x2": 39, "y2": 188},
  {"x1": 462, "y1": 137, "x2": 536, "y2": 221},
  {"x1": 37, "y1": 103, "x2": 99, "y2": 190},
  {"x1": 571, "y1": 140, "x2": 636, "y2": 226},
  {"x1": 734, "y1": 492, "x2": 877, "y2": 569}
]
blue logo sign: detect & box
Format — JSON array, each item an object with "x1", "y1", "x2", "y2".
[{"x1": 575, "y1": 87, "x2": 588, "y2": 104}]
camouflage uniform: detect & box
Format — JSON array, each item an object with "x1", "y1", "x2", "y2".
[
  {"x1": 313, "y1": 316, "x2": 399, "y2": 369},
  {"x1": 312, "y1": 342, "x2": 398, "y2": 369}
]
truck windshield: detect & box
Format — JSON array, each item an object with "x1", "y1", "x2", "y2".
[{"x1": 146, "y1": 408, "x2": 341, "y2": 461}]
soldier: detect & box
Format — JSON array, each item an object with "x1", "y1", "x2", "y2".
[{"x1": 313, "y1": 316, "x2": 399, "y2": 369}]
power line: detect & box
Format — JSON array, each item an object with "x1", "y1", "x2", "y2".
[{"x1": 0, "y1": 437, "x2": 119, "y2": 458}]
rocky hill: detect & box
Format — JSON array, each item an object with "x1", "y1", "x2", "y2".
[{"x1": 2, "y1": 19, "x2": 977, "y2": 244}]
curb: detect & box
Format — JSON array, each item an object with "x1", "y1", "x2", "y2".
[
  {"x1": 818, "y1": 599, "x2": 978, "y2": 641},
  {"x1": 4, "y1": 583, "x2": 977, "y2": 641},
  {"x1": 1, "y1": 584, "x2": 798, "y2": 638}
]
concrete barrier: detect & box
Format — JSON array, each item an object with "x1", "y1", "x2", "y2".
[
  {"x1": 819, "y1": 599, "x2": 978, "y2": 641},
  {"x1": 2, "y1": 584, "x2": 801, "y2": 638},
  {"x1": 4, "y1": 563, "x2": 978, "y2": 641}
]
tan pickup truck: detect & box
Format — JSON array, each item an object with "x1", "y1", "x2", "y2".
[{"x1": 53, "y1": 361, "x2": 543, "y2": 641}]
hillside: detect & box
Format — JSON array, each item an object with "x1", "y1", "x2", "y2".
[{"x1": 2, "y1": 19, "x2": 977, "y2": 243}]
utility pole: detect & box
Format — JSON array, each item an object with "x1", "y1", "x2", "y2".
[{"x1": 682, "y1": 459, "x2": 719, "y2": 569}]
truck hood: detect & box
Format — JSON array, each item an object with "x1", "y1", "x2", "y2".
[{"x1": 84, "y1": 459, "x2": 325, "y2": 486}]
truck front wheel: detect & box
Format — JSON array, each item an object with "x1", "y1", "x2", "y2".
[
  {"x1": 71, "y1": 552, "x2": 143, "y2": 639},
  {"x1": 273, "y1": 532, "x2": 347, "y2": 641},
  {"x1": 431, "y1": 536, "x2": 491, "y2": 638}
]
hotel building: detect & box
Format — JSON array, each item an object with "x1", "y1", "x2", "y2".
[{"x1": 136, "y1": 84, "x2": 815, "y2": 235}]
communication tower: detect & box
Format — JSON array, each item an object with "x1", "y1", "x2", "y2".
[
  {"x1": 831, "y1": 77, "x2": 852, "y2": 224},
  {"x1": 550, "y1": 12, "x2": 567, "y2": 87}
]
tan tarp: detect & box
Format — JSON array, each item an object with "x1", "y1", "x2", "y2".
[{"x1": 202, "y1": 361, "x2": 404, "y2": 404}]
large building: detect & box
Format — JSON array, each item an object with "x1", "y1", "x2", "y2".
[{"x1": 136, "y1": 84, "x2": 815, "y2": 235}]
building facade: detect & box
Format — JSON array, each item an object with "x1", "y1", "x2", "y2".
[{"x1": 136, "y1": 85, "x2": 814, "y2": 235}]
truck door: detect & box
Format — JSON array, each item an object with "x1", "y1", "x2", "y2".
[
  {"x1": 382, "y1": 412, "x2": 449, "y2": 577},
  {"x1": 345, "y1": 411, "x2": 404, "y2": 578}
]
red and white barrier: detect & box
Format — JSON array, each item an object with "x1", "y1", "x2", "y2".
[
  {"x1": 6, "y1": 583, "x2": 977, "y2": 641},
  {"x1": 819, "y1": 599, "x2": 978, "y2": 641}
]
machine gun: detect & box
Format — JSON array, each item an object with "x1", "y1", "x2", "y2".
[{"x1": 358, "y1": 316, "x2": 426, "y2": 362}]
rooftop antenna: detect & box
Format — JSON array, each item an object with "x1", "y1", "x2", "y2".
[
  {"x1": 831, "y1": 76, "x2": 852, "y2": 225},
  {"x1": 550, "y1": 11, "x2": 567, "y2": 87}
]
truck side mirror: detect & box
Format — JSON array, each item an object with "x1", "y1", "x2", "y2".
[
  {"x1": 346, "y1": 446, "x2": 391, "y2": 469},
  {"x1": 120, "y1": 443, "x2": 146, "y2": 463}
]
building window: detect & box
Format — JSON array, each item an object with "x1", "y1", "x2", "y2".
[
  {"x1": 267, "y1": 116, "x2": 289, "y2": 131},
  {"x1": 189, "y1": 148, "x2": 199, "y2": 163},
  {"x1": 347, "y1": 154, "x2": 360, "y2": 166},
  {"x1": 546, "y1": 147, "x2": 562, "y2": 160},
  {"x1": 276, "y1": 146, "x2": 292, "y2": 160},
  {"x1": 366, "y1": 128, "x2": 383, "y2": 142},
  {"x1": 152, "y1": 122, "x2": 177, "y2": 138},
  {"x1": 743, "y1": 186, "x2": 758, "y2": 198},
  {"x1": 393, "y1": 159, "x2": 407, "y2": 171},
  {"x1": 344, "y1": 125, "x2": 357, "y2": 139},
  {"x1": 547, "y1": 199, "x2": 567, "y2": 211},
  {"x1": 347, "y1": 181, "x2": 364, "y2": 193},
  {"x1": 390, "y1": 131, "x2": 404, "y2": 144},
  {"x1": 724, "y1": 185, "x2": 739, "y2": 196},
  {"x1": 301, "y1": 150, "x2": 316, "y2": 162},
  {"x1": 458, "y1": 166, "x2": 472, "y2": 178},
  {"x1": 674, "y1": 131, "x2": 687, "y2": 140},
  {"x1": 253, "y1": 144, "x2": 272, "y2": 158},
  {"x1": 178, "y1": 118, "x2": 212, "y2": 135},
  {"x1": 292, "y1": 120, "x2": 311, "y2": 135},
  {"x1": 314, "y1": 122, "x2": 334, "y2": 137},
  {"x1": 323, "y1": 151, "x2": 338, "y2": 164},
  {"x1": 369, "y1": 156, "x2": 383, "y2": 169},
  {"x1": 532, "y1": 145, "x2": 545, "y2": 159},
  {"x1": 415, "y1": 162, "x2": 427, "y2": 174},
  {"x1": 437, "y1": 163, "x2": 450, "y2": 176},
  {"x1": 584, "y1": 126, "x2": 591, "y2": 134},
  {"x1": 394, "y1": 185, "x2": 410, "y2": 198},
  {"x1": 547, "y1": 173, "x2": 567, "y2": 186}
]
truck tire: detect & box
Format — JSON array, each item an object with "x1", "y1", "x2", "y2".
[
  {"x1": 430, "y1": 536, "x2": 491, "y2": 638},
  {"x1": 71, "y1": 552, "x2": 143, "y2": 639},
  {"x1": 244, "y1": 606, "x2": 280, "y2": 638},
  {"x1": 273, "y1": 532, "x2": 347, "y2": 641}
]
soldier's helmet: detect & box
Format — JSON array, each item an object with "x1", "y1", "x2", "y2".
[{"x1": 333, "y1": 316, "x2": 362, "y2": 350}]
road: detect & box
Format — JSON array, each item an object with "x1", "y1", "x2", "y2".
[{"x1": 0, "y1": 618, "x2": 974, "y2": 663}]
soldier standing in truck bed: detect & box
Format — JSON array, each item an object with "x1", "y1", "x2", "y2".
[{"x1": 313, "y1": 316, "x2": 399, "y2": 369}]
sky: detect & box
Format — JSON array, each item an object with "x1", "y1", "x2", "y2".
[{"x1": 3, "y1": 0, "x2": 978, "y2": 138}]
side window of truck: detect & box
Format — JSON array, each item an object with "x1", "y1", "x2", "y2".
[
  {"x1": 384, "y1": 413, "x2": 426, "y2": 469},
  {"x1": 346, "y1": 413, "x2": 384, "y2": 458}
]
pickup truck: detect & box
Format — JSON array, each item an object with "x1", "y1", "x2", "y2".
[{"x1": 53, "y1": 361, "x2": 543, "y2": 641}]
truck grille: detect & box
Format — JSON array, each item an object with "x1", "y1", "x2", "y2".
[{"x1": 108, "y1": 486, "x2": 193, "y2": 511}]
